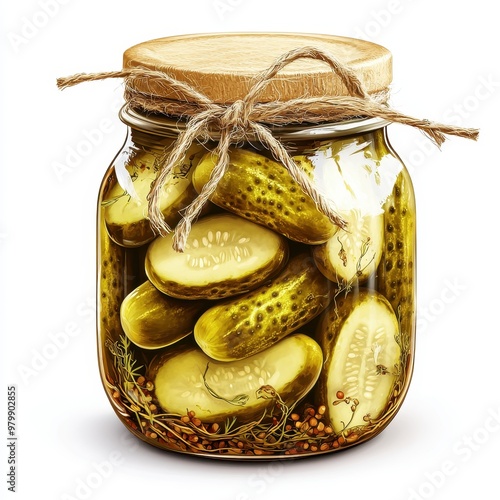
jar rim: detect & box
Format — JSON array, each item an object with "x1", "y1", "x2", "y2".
[{"x1": 119, "y1": 105, "x2": 390, "y2": 141}]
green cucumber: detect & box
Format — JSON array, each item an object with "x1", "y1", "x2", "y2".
[
  {"x1": 376, "y1": 167, "x2": 416, "y2": 356},
  {"x1": 194, "y1": 253, "x2": 334, "y2": 361},
  {"x1": 120, "y1": 281, "x2": 207, "y2": 349},
  {"x1": 192, "y1": 148, "x2": 337, "y2": 244}
]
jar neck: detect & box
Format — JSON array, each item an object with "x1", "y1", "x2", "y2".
[
  {"x1": 128, "y1": 127, "x2": 181, "y2": 151},
  {"x1": 127, "y1": 125, "x2": 392, "y2": 162},
  {"x1": 120, "y1": 105, "x2": 391, "y2": 144}
]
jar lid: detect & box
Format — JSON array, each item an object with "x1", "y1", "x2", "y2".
[{"x1": 123, "y1": 33, "x2": 392, "y2": 104}]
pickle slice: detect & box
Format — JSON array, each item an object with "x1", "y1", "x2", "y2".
[
  {"x1": 313, "y1": 210, "x2": 383, "y2": 284},
  {"x1": 194, "y1": 253, "x2": 333, "y2": 361},
  {"x1": 103, "y1": 146, "x2": 204, "y2": 248},
  {"x1": 120, "y1": 281, "x2": 207, "y2": 349},
  {"x1": 145, "y1": 213, "x2": 289, "y2": 300},
  {"x1": 316, "y1": 290, "x2": 401, "y2": 434},
  {"x1": 150, "y1": 333, "x2": 323, "y2": 423}
]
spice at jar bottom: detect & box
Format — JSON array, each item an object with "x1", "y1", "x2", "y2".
[{"x1": 58, "y1": 32, "x2": 478, "y2": 459}]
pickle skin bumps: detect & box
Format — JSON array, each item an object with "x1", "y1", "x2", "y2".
[
  {"x1": 192, "y1": 149, "x2": 338, "y2": 245},
  {"x1": 194, "y1": 253, "x2": 334, "y2": 361}
]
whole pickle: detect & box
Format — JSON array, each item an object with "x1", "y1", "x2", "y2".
[
  {"x1": 376, "y1": 168, "x2": 416, "y2": 359},
  {"x1": 192, "y1": 148, "x2": 338, "y2": 244},
  {"x1": 98, "y1": 217, "x2": 127, "y2": 339},
  {"x1": 194, "y1": 253, "x2": 334, "y2": 361},
  {"x1": 120, "y1": 281, "x2": 208, "y2": 349}
]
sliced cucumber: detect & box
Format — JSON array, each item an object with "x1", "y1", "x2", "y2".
[
  {"x1": 120, "y1": 281, "x2": 207, "y2": 350},
  {"x1": 150, "y1": 333, "x2": 323, "y2": 423},
  {"x1": 103, "y1": 146, "x2": 204, "y2": 248},
  {"x1": 145, "y1": 213, "x2": 289, "y2": 300},
  {"x1": 316, "y1": 290, "x2": 401, "y2": 433},
  {"x1": 313, "y1": 210, "x2": 383, "y2": 284}
]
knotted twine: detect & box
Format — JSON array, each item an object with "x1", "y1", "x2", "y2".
[{"x1": 57, "y1": 46, "x2": 479, "y2": 252}]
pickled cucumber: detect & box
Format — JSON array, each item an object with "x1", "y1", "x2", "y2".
[
  {"x1": 98, "y1": 217, "x2": 127, "y2": 338},
  {"x1": 150, "y1": 334, "x2": 323, "y2": 423},
  {"x1": 145, "y1": 213, "x2": 289, "y2": 300},
  {"x1": 316, "y1": 290, "x2": 401, "y2": 433},
  {"x1": 120, "y1": 281, "x2": 207, "y2": 349},
  {"x1": 97, "y1": 214, "x2": 132, "y2": 397},
  {"x1": 376, "y1": 168, "x2": 416, "y2": 357},
  {"x1": 194, "y1": 253, "x2": 334, "y2": 361},
  {"x1": 192, "y1": 148, "x2": 337, "y2": 245},
  {"x1": 103, "y1": 146, "x2": 204, "y2": 248},
  {"x1": 313, "y1": 210, "x2": 383, "y2": 284}
]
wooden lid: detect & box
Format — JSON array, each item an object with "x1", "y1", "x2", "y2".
[{"x1": 123, "y1": 33, "x2": 392, "y2": 104}]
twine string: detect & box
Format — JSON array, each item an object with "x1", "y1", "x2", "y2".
[
  {"x1": 245, "y1": 46, "x2": 369, "y2": 104},
  {"x1": 151, "y1": 47, "x2": 364, "y2": 250},
  {"x1": 172, "y1": 127, "x2": 234, "y2": 252},
  {"x1": 57, "y1": 46, "x2": 479, "y2": 252},
  {"x1": 147, "y1": 108, "x2": 216, "y2": 236}
]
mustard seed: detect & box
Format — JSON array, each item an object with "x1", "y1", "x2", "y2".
[{"x1": 300, "y1": 422, "x2": 310, "y2": 432}]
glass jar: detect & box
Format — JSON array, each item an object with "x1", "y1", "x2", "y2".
[{"x1": 96, "y1": 33, "x2": 416, "y2": 459}]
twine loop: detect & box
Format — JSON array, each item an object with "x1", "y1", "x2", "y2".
[
  {"x1": 57, "y1": 46, "x2": 479, "y2": 252},
  {"x1": 219, "y1": 99, "x2": 250, "y2": 141}
]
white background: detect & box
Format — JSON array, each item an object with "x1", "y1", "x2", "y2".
[{"x1": 1, "y1": 1, "x2": 499, "y2": 499}]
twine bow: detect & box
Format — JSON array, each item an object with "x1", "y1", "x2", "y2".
[{"x1": 57, "y1": 46, "x2": 479, "y2": 252}]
